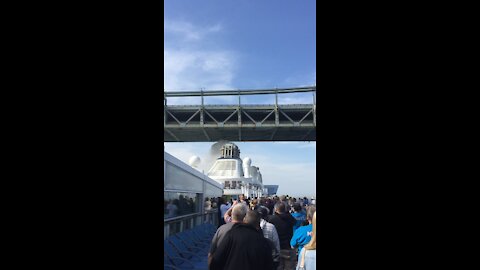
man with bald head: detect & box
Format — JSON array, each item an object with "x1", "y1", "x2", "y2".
[
  {"x1": 210, "y1": 210, "x2": 273, "y2": 270},
  {"x1": 208, "y1": 203, "x2": 248, "y2": 261}
]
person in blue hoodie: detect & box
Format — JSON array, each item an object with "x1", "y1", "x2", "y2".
[
  {"x1": 291, "y1": 203, "x2": 306, "y2": 232},
  {"x1": 296, "y1": 211, "x2": 316, "y2": 270},
  {"x1": 290, "y1": 205, "x2": 316, "y2": 254}
]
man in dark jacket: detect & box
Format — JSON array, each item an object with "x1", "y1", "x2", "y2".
[
  {"x1": 209, "y1": 211, "x2": 273, "y2": 270},
  {"x1": 266, "y1": 202, "x2": 297, "y2": 270}
]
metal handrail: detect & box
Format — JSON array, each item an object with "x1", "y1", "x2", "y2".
[
  {"x1": 164, "y1": 209, "x2": 219, "y2": 222},
  {"x1": 164, "y1": 212, "x2": 199, "y2": 222},
  {"x1": 164, "y1": 86, "x2": 316, "y2": 97},
  {"x1": 164, "y1": 209, "x2": 219, "y2": 239}
]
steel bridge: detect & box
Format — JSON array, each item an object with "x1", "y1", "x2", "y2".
[{"x1": 164, "y1": 86, "x2": 316, "y2": 142}]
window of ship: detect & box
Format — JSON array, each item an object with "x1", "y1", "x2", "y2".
[
  {"x1": 205, "y1": 182, "x2": 222, "y2": 200},
  {"x1": 165, "y1": 162, "x2": 203, "y2": 192},
  {"x1": 208, "y1": 160, "x2": 237, "y2": 177},
  {"x1": 164, "y1": 192, "x2": 200, "y2": 219}
]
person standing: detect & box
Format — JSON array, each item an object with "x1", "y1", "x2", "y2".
[
  {"x1": 166, "y1": 199, "x2": 178, "y2": 218},
  {"x1": 291, "y1": 203, "x2": 306, "y2": 232},
  {"x1": 223, "y1": 199, "x2": 239, "y2": 223},
  {"x1": 220, "y1": 197, "x2": 231, "y2": 216},
  {"x1": 210, "y1": 210, "x2": 273, "y2": 270},
  {"x1": 288, "y1": 198, "x2": 295, "y2": 213},
  {"x1": 218, "y1": 197, "x2": 229, "y2": 227},
  {"x1": 209, "y1": 203, "x2": 248, "y2": 259},
  {"x1": 267, "y1": 202, "x2": 296, "y2": 270},
  {"x1": 291, "y1": 206, "x2": 316, "y2": 254},
  {"x1": 205, "y1": 197, "x2": 212, "y2": 211},
  {"x1": 279, "y1": 195, "x2": 291, "y2": 213},
  {"x1": 250, "y1": 198, "x2": 258, "y2": 210},
  {"x1": 211, "y1": 197, "x2": 217, "y2": 209},
  {"x1": 257, "y1": 206, "x2": 281, "y2": 270},
  {"x1": 189, "y1": 197, "x2": 196, "y2": 212},
  {"x1": 239, "y1": 194, "x2": 247, "y2": 204},
  {"x1": 296, "y1": 212, "x2": 316, "y2": 270},
  {"x1": 178, "y1": 195, "x2": 188, "y2": 215}
]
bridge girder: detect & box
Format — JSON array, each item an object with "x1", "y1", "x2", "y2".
[{"x1": 164, "y1": 104, "x2": 316, "y2": 142}]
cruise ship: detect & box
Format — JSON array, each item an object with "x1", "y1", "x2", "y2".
[
  {"x1": 206, "y1": 143, "x2": 264, "y2": 199},
  {"x1": 164, "y1": 144, "x2": 283, "y2": 269}
]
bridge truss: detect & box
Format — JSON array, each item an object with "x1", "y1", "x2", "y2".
[{"x1": 164, "y1": 86, "x2": 316, "y2": 142}]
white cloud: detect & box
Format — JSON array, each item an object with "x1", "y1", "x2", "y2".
[
  {"x1": 165, "y1": 20, "x2": 223, "y2": 41},
  {"x1": 164, "y1": 19, "x2": 316, "y2": 106},
  {"x1": 164, "y1": 20, "x2": 237, "y2": 105},
  {"x1": 164, "y1": 49, "x2": 236, "y2": 96}
]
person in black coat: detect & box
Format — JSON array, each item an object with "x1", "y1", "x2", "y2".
[
  {"x1": 266, "y1": 202, "x2": 297, "y2": 270},
  {"x1": 209, "y1": 211, "x2": 273, "y2": 270}
]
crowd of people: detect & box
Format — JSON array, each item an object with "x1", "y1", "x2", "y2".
[
  {"x1": 207, "y1": 194, "x2": 317, "y2": 270},
  {"x1": 165, "y1": 195, "x2": 197, "y2": 218}
]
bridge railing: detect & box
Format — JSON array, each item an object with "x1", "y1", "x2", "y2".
[
  {"x1": 164, "y1": 86, "x2": 316, "y2": 97},
  {"x1": 164, "y1": 86, "x2": 316, "y2": 106},
  {"x1": 165, "y1": 103, "x2": 314, "y2": 108}
]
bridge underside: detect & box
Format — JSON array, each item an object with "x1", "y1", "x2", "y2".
[
  {"x1": 164, "y1": 104, "x2": 316, "y2": 142},
  {"x1": 164, "y1": 126, "x2": 316, "y2": 142}
]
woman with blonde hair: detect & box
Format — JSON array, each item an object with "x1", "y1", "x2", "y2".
[{"x1": 297, "y1": 211, "x2": 316, "y2": 270}]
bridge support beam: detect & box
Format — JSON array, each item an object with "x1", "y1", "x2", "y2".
[{"x1": 163, "y1": 86, "x2": 316, "y2": 142}]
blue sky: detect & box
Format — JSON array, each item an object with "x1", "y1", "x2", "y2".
[{"x1": 164, "y1": 0, "x2": 316, "y2": 198}]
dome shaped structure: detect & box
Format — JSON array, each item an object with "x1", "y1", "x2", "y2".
[{"x1": 188, "y1": 156, "x2": 201, "y2": 168}]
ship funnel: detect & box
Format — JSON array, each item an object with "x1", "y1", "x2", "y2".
[
  {"x1": 220, "y1": 143, "x2": 240, "y2": 159},
  {"x1": 243, "y1": 157, "x2": 252, "y2": 177}
]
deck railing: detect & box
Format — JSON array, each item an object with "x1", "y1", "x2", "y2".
[{"x1": 164, "y1": 209, "x2": 219, "y2": 240}]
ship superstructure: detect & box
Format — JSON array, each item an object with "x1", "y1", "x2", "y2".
[{"x1": 207, "y1": 143, "x2": 264, "y2": 198}]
